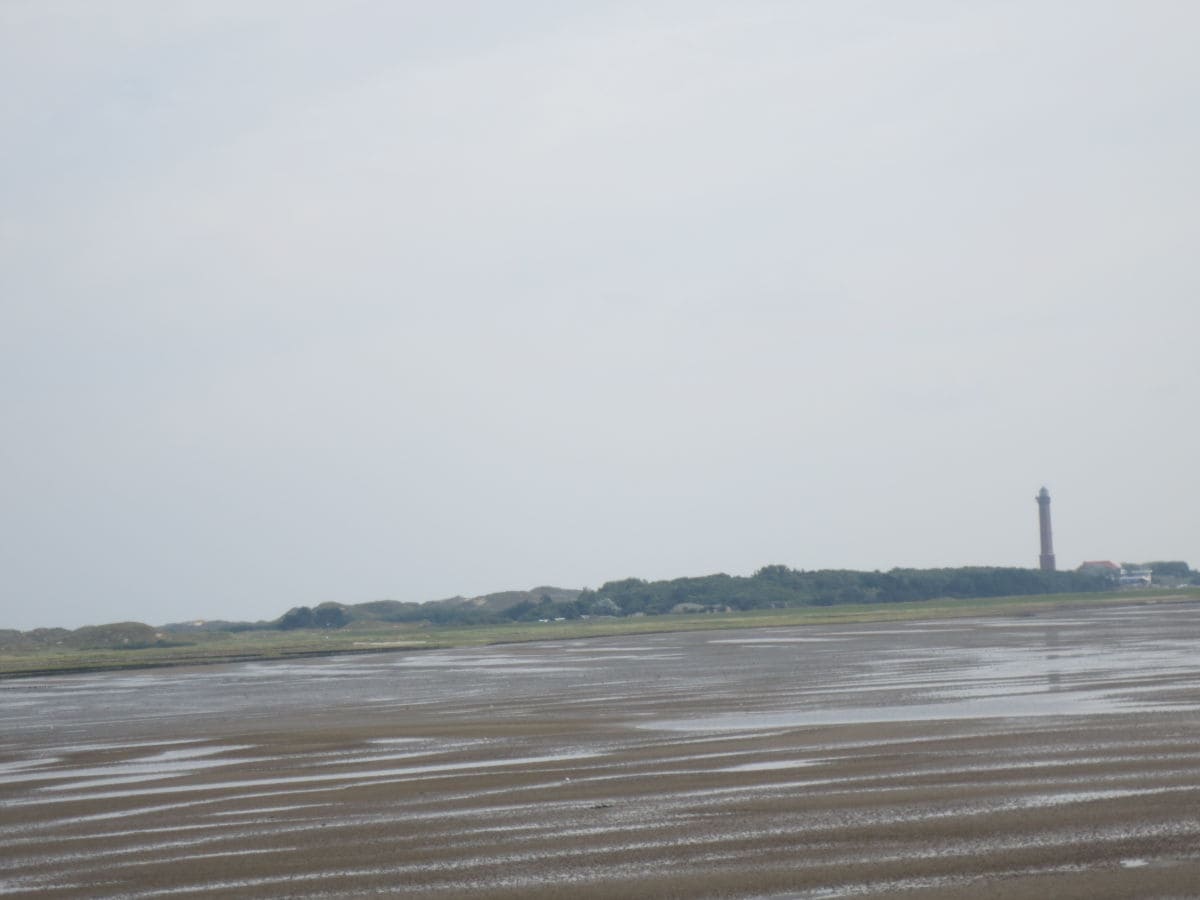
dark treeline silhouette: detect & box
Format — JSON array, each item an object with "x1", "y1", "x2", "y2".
[
  {"x1": 583, "y1": 565, "x2": 1111, "y2": 617},
  {"x1": 260, "y1": 565, "x2": 1115, "y2": 630},
  {"x1": 14, "y1": 564, "x2": 1187, "y2": 648}
]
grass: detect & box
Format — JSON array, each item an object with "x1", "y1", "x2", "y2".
[{"x1": 3, "y1": 587, "x2": 1198, "y2": 679}]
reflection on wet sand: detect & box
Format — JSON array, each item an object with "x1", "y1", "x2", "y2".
[{"x1": 3, "y1": 602, "x2": 1200, "y2": 897}]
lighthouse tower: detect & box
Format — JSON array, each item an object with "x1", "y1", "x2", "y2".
[{"x1": 1036, "y1": 487, "x2": 1056, "y2": 572}]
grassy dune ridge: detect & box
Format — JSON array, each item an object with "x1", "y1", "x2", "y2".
[{"x1": 3, "y1": 588, "x2": 1198, "y2": 678}]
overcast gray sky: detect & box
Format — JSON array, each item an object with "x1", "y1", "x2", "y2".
[{"x1": 2, "y1": 1, "x2": 1197, "y2": 630}]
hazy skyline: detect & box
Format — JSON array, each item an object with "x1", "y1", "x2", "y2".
[{"x1": 3, "y1": 1, "x2": 1197, "y2": 631}]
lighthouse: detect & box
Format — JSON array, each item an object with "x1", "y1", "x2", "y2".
[{"x1": 1036, "y1": 487, "x2": 1056, "y2": 572}]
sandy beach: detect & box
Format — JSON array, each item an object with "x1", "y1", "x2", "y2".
[{"x1": 4, "y1": 602, "x2": 1200, "y2": 898}]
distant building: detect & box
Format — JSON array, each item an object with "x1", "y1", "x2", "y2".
[
  {"x1": 1077, "y1": 561, "x2": 1152, "y2": 589},
  {"x1": 1119, "y1": 568, "x2": 1153, "y2": 588}
]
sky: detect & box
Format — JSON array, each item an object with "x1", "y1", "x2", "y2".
[{"x1": 2, "y1": 1, "x2": 1197, "y2": 631}]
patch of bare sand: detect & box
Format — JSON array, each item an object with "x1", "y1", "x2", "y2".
[{"x1": 5, "y1": 607, "x2": 1200, "y2": 897}]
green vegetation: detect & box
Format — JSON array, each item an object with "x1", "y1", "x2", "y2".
[
  {"x1": 165, "y1": 566, "x2": 1126, "y2": 638},
  {"x1": 0, "y1": 622, "x2": 187, "y2": 653},
  {"x1": 5, "y1": 564, "x2": 1195, "y2": 678},
  {"x1": 3, "y1": 586, "x2": 1198, "y2": 679},
  {"x1": 581, "y1": 565, "x2": 1112, "y2": 616}
]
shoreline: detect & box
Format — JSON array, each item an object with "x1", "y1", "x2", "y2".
[
  {"x1": 6, "y1": 601, "x2": 1200, "y2": 898},
  {"x1": 3, "y1": 589, "x2": 1196, "y2": 681}
]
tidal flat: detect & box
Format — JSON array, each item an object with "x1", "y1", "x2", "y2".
[{"x1": 4, "y1": 602, "x2": 1200, "y2": 898}]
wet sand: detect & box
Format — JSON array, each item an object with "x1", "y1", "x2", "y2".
[{"x1": 4, "y1": 602, "x2": 1200, "y2": 898}]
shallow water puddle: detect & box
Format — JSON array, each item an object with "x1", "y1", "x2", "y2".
[
  {"x1": 643, "y1": 684, "x2": 1200, "y2": 731},
  {"x1": 0, "y1": 743, "x2": 255, "y2": 790},
  {"x1": 720, "y1": 759, "x2": 819, "y2": 772},
  {"x1": 13, "y1": 748, "x2": 606, "y2": 806}
]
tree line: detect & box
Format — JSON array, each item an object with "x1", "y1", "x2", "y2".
[
  {"x1": 263, "y1": 564, "x2": 1149, "y2": 630},
  {"x1": 579, "y1": 565, "x2": 1112, "y2": 617}
]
